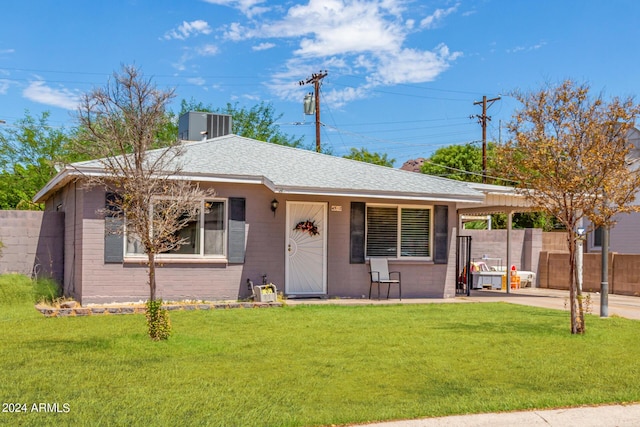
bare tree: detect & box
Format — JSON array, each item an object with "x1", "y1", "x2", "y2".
[
  {"x1": 497, "y1": 80, "x2": 640, "y2": 334},
  {"x1": 76, "y1": 65, "x2": 214, "y2": 338}
]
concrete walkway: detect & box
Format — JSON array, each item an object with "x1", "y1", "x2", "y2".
[
  {"x1": 287, "y1": 287, "x2": 640, "y2": 320},
  {"x1": 287, "y1": 288, "x2": 640, "y2": 426},
  {"x1": 358, "y1": 403, "x2": 640, "y2": 427}
]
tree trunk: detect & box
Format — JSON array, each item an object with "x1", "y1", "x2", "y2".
[{"x1": 148, "y1": 252, "x2": 157, "y2": 301}]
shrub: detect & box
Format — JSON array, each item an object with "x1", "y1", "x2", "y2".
[
  {"x1": 0, "y1": 274, "x2": 60, "y2": 306},
  {"x1": 145, "y1": 299, "x2": 172, "y2": 341},
  {"x1": 34, "y1": 278, "x2": 61, "y2": 304}
]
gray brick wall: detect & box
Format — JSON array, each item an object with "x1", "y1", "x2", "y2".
[{"x1": 0, "y1": 210, "x2": 64, "y2": 283}]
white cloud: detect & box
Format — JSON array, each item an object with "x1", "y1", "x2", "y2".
[
  {"x1": 196, "y1": 44, "x2": 219, "y2": 56},
  {"x1": 0, "y1": 49, "x2": 15, "y2": 55},
  {"x1": 371, "y1": 44, "x2": 462, "y2": 85},
  {"x1": 172, "y1": 44, "x2": 220, "y2": 70},
  {"x1": 163, "y1": 20, "x2": 212, "y2": 40},
  {"x1": 507, "y1": 41, "x2": 547, "y2": 54},
  {"x1": 0, "y1": 79, "x2": 12, "y2": 95},
  {"x1": 323, "y1": 85, "x2": 369, "y2": 109},
  {"x1": 252, "y1": 42, "x2": 275, "y2": 51},
  {"x1": 187, "y1": 77, "x2": 206, "y2": 86},
  {"x1": 223, "y1": 22, "x2": 249, "y2": 41},
  {"x1": 23, "y1": 80, "x2": 80, "y2": 110},
  {"x1": 420, "y1": 3, "x2": 459, "y2": 29},
  {"x1": 215, "y1": 0, "x2": 463, "y2": 108},
  {"x1": 354, "y1": 54, "x2": 375, "y2": 71},
  {"x1": 254, "y1": 0, "x2": 405, "y2": 57},
  {"x1": 172, "y1": 52, "x2": 190, "y2": 71},
  {"x1": 202, "y1": 0, "x2": 269, "y2": 17}
]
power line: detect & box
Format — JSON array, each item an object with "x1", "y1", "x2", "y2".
[
  {"x1": 330, "y1": 116, "x2": 470, "y2": 127},
  {"x1": 330, "y1": 82, "x2": 471, "y2": 102},
  {"x1": 322, "y1": 123, "x2": 479, "y2": 152},
  {"x1": 421, "y1": 158, "x2": 518, "y2": 184},
  {"x1": 335, "y1": 74, "x2": 487, "y2": 97},
  {"x1": 327, "y1": 122, "x2": 475, "y2": 136}
]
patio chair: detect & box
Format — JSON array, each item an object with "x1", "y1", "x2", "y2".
[{"x1": 369, "y1": 258, "x2": 401, "y2": 300}]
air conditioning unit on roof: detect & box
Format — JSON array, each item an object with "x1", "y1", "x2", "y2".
[{"x1": 178, "y1": 112, "x2": 232, "y2": 141}]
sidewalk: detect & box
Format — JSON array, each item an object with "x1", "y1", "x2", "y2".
[{"x1": 358, "y1": 403, "x2": 640, "y2": 426}]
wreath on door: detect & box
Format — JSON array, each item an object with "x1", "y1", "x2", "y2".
[{"x1": 294, "y1": 220, "x2": 319, "y2": 236}]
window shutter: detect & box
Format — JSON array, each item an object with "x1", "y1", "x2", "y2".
[
  {"x1": 350, "y1": 202, "x2": 365, "y2": 263},
  {"x1": 434, "y1": 205, "x2": 448, "y2": 264},
  {"x1": 104, "y1": 192, "x2": 124, "y2": 263},
  {"x1": 228, "y1": 197, "x2": 246, "y2": 263}
]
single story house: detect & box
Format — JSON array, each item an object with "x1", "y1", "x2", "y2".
[
  {"x1": 586, "y1": 127, "x2": 640, "y2": 254},
  {"x1": 34, "y1": 126, "x2": 526, "y2": 304}
]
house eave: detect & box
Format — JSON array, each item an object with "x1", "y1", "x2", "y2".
[
  {"x1": 271, "y1": 185, "x2": 485, "y2": 203},
  {"x1": 33, "y1": 166, "x2": 119, "y2": 203},
  {"x1": 33, "y1": 167, "x2": 75, "y2": 203}
]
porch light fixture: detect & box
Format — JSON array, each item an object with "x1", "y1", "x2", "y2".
[{"x1": 270, "y1": 199, "x2": 279, "y2": 216}]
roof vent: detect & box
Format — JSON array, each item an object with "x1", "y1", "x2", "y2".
[{"x1": 178, "y1": 112, "x2": 233, "y2": 141}]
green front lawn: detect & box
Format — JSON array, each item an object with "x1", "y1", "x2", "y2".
[{"x1": 1, "y1": 274, "x2": 639, "y2": 426}]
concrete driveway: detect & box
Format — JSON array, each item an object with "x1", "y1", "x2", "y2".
[{"x1": 461, "y1": 287, "x2": 640, "y2": 320}]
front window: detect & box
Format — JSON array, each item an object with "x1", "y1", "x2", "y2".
[
  {"x1": 125, "y1": 199, "x2": 226, "y2": 258},
  {"x1": 593, "y1": 226, "x2": 603, "y2": 248},
  {"x1": 366, "y1": 205, "x2": 432, "y2": 258}
]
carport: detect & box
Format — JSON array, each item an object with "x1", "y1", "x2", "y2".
[{"x1": 456, "y1": 183, "x2": 537, "y2": 294}]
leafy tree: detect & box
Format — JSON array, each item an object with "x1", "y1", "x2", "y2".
[
  {"x1": 0, "y1": 111, "x2": 73, "y2": 209},
  {"x1": 179, "y1": 98, "x2": 213, "y2": 116},
  {"x1": 421, "y1": 143, "x2": 557, "y2": 230},
  {"x1": 421, "y1": 143, "x2": 487, "y2": 182},
  {"x1": 343, "y1": 147, "x2": 395, "y2": 167},
  {"x1": 76, "y1": 65, "x2": 214, "y2": 340},
  {"x1": 497, "y1": 80, "x2": 640, "y2": 334},
  {"x1": 490, "y1": 211, "x2": 562, "y2": 231},
  {"x1": 153, "y1": 110, "x2": 179, "y2": 149}
]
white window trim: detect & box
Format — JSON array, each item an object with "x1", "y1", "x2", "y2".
[
  {"x1": 123, "y1": 197, "x2": 228, "y2": 261},
  {"x1": 365, "y1": 203, "x2": 433, "y2": 261}
]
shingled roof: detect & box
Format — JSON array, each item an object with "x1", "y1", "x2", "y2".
[{"x1": 35, "y1": 134, "x2": 485, "y2": 203}]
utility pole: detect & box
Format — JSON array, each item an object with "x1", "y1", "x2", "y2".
[
  {"x1": 299, "y1": 71, "x2": 327, "y2": 153},
  {"x1": 472, "y1": 95, "x2": 501, "y2": 183}
]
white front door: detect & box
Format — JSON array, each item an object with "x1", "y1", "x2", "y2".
[{"x1": 285, "y1": 202, "x2": 327, "y2": 295}]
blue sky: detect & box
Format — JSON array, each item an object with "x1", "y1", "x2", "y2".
[{"x1": 1, "y1": 0, "x2": 639, "y2": 166}]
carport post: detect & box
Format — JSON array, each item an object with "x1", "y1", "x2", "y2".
[
  {"x1": 506, "y1": 210, "x2": 513, "y2": 294},
  {"x1": 601, "y1": 226, "x2": 609, "y2": 317}
]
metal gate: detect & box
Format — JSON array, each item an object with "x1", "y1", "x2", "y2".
[{"x1": 456, "y1": 235, "x2": 472, "y2": 296}]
